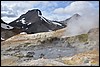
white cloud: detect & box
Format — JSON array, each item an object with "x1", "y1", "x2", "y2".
[
  {"x1": 1, "y1": 1, "x2": 99, "y2": 23},
  {"x1": 1, "y1": 1, "x2": 42, "y2": 23},
  {"x1": 1, "y1": 1, "x2": 38, "y2": 15},
  {"x1": 42, "y1": 10, "x2": 71, "y2": 21},
  {"x1": 53, "y1": 8, "x2": 65, "y2": 14},
  {"x1": 1, "y1": 1, "x2": 59, "y2": 23},
  {"x1": 54, "y1": 1, "x2": 99, "y2": 15}
]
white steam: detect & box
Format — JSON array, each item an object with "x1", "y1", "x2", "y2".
[
  {"x1": 64, "y1": 13, "x2": 99, "y2": 37},
  {"x1": 63, "y1": 1, "x2": 99, "y2": 37}
]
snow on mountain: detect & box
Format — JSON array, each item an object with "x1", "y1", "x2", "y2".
[
  {"x1": 52, "y1": 21, "x2": 63, "y2": 26},
  {"x1": 1, "y1": 23, "x2": 14, "y2": 29},
  {"x1": 20, "y1": 18, "x2": 26, "y2": 24},
  {"x1": 8, "y1": 9, "x2": 66, "y2": 34}
]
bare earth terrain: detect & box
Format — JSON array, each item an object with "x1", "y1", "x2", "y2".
[{"x1": 1, "y1": 28, "x2": 99, "y2": 66}]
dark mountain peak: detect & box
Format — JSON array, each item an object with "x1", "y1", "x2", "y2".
[
  {"x1": 69, "y1": 13, "x2": 81, "y2": 20},
  {"x1": 28, "y1": 9, "x2": 38, "y2": 12},
  {"x1": 71, "y1": 13, "x2": 81, "y2": 18},
  {"x1": 60, "y1": 13, "x2": 81, "y2": 24},
  {"x1": 25, "y1": 9, "x2": 42, "y2": 15},
  {"x1": 28, "y1": 9, "x2": 41, "y2": 12}
]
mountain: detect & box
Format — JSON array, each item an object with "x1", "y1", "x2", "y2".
[
  {"x1": 9, "y1": 9, "x2": 66, "y2": 34},
  {"x1": 60, "y1": 13, "x2": 81, "y2": 24},
  {"x1": 1, "y1": 9, "x2": 66, "y2": 41}
]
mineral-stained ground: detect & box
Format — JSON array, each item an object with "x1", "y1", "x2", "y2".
[{"x1": 1, "y1": 28, "x2": 99, "y2": 66}]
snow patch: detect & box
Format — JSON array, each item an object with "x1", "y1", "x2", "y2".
[
  {"x1": 49, "y1": 30, "x2": 52, "y2": 32},
  {"x1": 52, "y1": 22, "x2": 62, "y2": 26},
  {"x1": 27, "y1": 22, "x2": 31, "y2": 25},
  {"x1": 38, "y1": 15, "x2": 50, "y2": 24},
  {"x1": 20, "y1": 32, "x2": 27, "y2": 34},
  {"x1": 16, "y1": 20, "x2": 19, "y2": 23},
  {"x1": 20, "y1": 18, "x2": 26, "y2": 24},
  {"x1": 1, "y1": 37, "x2": 5, "y2": 40},
  {"x1": 1, "y1": 23, "x2": 14, "y2": 29},
  {"x1": 26, "y1": 28, "x2": 28, "y2": 30},
  {"x1": 38, "y1": 11, "x2": 40, "y2": 16},
  {"x1": 22, "y1": 26, "x2": 24, "y2": 28}
]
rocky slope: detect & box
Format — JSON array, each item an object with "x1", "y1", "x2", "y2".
[{"x1": 1, "y1": 27, "x2": 99, "y2": 66}]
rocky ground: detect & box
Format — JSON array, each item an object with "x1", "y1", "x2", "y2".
[{"x1": 1, "y1": 28, "x2": 99, "y2": 66}]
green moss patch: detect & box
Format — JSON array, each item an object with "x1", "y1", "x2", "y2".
[
  {"x1": 77, "y1": 34, "x2": 88, "y2": 42},
  {"x1": 66, "y1": 34, "x2": 88, "y2": 44}
]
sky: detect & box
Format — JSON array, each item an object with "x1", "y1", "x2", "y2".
[{"x1": 1, "y1": 1, "x2": 99, "y2": 23}]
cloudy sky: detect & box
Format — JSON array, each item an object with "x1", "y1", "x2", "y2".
[{"x1": 1, "y1": 1, "x2": 99, "y2": 23}]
